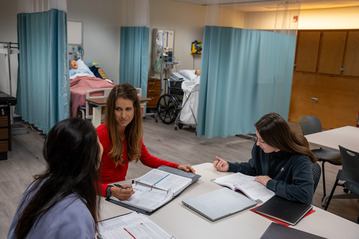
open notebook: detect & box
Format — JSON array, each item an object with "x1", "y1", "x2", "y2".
[
  {"x1": 107, "y1": 166, "x2": 200, "y2": 214},
  {"x1": 212, "y1": 172, "x2": 275, "y2": 203},
  {"x1": 182, "y1": 187, "x2": 257, "y2": 221}
]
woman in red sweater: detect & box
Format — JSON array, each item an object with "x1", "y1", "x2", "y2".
[{"x1": 97, "y1": 83, "x2": 195, "y2": 201}]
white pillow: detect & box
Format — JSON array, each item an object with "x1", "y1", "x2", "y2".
[
  {"x1": 179, "y1": 69, "x2": 197, "y2": 81},
  {"x1": 76, "y1": 59, "x2": 95, "y2": 77},
  {"x1": 77, "y1": 59, "x2": 93, "y2": 73}
]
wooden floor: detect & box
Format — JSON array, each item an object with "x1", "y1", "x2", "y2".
[{"x1": 0, "y1": 117, "x2": 358, "y2": 235}]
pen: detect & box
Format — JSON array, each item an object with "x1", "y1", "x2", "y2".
[{"x1": 114, "y1": 184, "x2": 130, "y2": 189}]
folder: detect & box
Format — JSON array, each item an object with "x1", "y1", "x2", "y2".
[
  {"x1": 261, "y1": 222, "x2": 326, "y2": 239},
  {"x1": 107, "y1": 166, "x2": 201, "y2": 214},
  {"x1": 255, "y1": 196, "x2": 313, "y2": 226},
  {"x1": 182, "y1": 187, "x2": 257, "y2": 221},
  {"x1": 157, "y1": 165, "x2": 201, "y2": 183}
]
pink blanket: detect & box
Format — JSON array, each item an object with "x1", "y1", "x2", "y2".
[{"x1": 70, "y1": 76, "x2": 115, "y2": 117}]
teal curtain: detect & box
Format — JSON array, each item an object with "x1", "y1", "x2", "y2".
[
  {"x1": 16, "y1": 9, "x2": 69, "y2": 134},
  {"x1": 120, "y1": 26, "x2": 149, "y2": 96},
  {"x1": 197, "y1": 26, "x2": 296, "y2": 138}
]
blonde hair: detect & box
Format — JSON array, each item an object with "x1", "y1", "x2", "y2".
[{"x1": 105, "y1": 83, "x2": 142, "y2": 165}]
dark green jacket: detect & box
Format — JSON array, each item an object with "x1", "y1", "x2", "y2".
[{"x1": 228, "y1": 142, "x2": 314, "y2": 204}]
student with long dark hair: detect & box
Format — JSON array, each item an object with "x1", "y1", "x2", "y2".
[
  {"x1": 213, "y1": 112, "x2": 316, "y2": 204},
  {"x1": 97, "y1": 83, "x2": 194, "y2": 201},
  {"x1": 8, "y1": 118, "x2": 102, "y2": 238}
]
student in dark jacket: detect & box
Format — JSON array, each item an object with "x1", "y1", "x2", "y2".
[{"x1": 213, "y1": 112, "x2": 316, "y2": 204}]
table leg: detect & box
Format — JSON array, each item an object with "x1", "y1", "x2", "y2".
[{"x1": 92, "y1": 105, "x2": 102, "y2": 128}]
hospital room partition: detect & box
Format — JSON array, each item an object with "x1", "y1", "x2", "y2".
[
  {"x1": 120, "y1": 26, "x2": 149, "y2": 100},
  {"x1": 16, "y1": 8, "x2": 69, "y2": 134},
  {"x1": 197, "y1": 26, "x2": 296, "y2": 139}
]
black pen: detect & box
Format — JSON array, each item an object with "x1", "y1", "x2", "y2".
[{"x1": 114, "y1": 184, "x2": 129, "y2": 189}]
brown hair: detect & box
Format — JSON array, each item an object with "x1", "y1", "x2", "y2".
[
  {"x1": 105, "y1": 83, "x2": 142, "y2": 165},
  {"x1": 255, "y1": 112, "x2": 316, "y2": 163}
]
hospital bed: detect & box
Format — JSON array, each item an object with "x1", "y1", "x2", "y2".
[
  {"x1": 157, "y1": 69, "x2": 200, "y2": 130},
  {"x1": 78, "y1": 88, "x2": 113, "y2": 121},
  {"x1": 69, "y1": 59, "x2": 115, "y2": 118}
]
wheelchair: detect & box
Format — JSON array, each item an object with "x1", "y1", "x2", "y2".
[{"x1": 156, "y1": 78, "x2": 184, "y2": 129}]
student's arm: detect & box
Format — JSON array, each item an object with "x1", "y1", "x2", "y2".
[
  {"x1": 227, "y1": 143, "x2": 258, "y2": 175},
  {"x1": 266, "y1": 157, "x2": 314, "y2": 204},
  {"x1": 139, "y1": 140, "x2": 179, "y2": 168},
  {"x1": 213, "y1": 156, "x2": 229, "y2": 171},
  {"x1": 139, "y1": 141, "x2": 195, "y2": 172},
  {"x1": 96, "y1": 124, "x2": 134, "y2": 200}
]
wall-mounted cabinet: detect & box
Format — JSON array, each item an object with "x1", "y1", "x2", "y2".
[
  {"x1": 295, "y1": 31, "x2": 321, "y2": 73},
  {"x1": 317, "y1": 31, "x2": 347, "y2": 75},
  {"x1": 289, "y1": 30, "x2": 359, "y2": 129},
  {"x1": 343, "y1": 31, "x2": 359, "y2": 77}
]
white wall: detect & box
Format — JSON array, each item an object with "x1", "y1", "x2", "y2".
[
  {"x1": 0, "y1": 1, "x2": 18, "y2": 95},
  {"x1": 67, "y1": 0, "x2": 121, "y2": 83},
  {"x1": 244, "y1": 11, "x2": 299, "y2": 30},
  {"x1": 149, "y1": 0, "x2": 206, "y2": 78},
  {"x1": 205, "y1": 6, "x2": 245, "y2": 28},
  {"x1": 243, "y1": 7, "x2": 359, "y2": 30},
  {"x1": 298, "y1": 7, "x2": 359, "y2": 29}
]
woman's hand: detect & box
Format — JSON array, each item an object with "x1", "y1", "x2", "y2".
[
  {"x1": 177, "y1": 164, "x2": 195, "y2": 173},
  {"x1": 254, "y1": 176, "x2": 271, "y2": 186},
  {"x1": 213, "y1": 156, "x2": 229, "y2": 172},
  {"x1": 110, "y1": 184, "x2": 134, "y2": 201}
]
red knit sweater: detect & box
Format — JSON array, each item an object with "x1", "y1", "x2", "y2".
[{"x1": 96, "y1": 123, "x2": 179, "y2": 196}]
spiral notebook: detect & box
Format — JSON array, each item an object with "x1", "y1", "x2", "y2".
[
  {"x1": 182, "y1": 187, "x2": 257, "y2": 221},
  {"x1": 107, "y1": 166, "x2": 201, "y2": 214}
]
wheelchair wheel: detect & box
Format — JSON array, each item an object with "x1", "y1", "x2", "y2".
[{"x1": 157, "y1": 94, "x2": 179, "y2": 124}]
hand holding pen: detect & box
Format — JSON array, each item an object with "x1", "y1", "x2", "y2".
[{"x1": 111, "y1": 183, "x2": 134, "y2": 201}]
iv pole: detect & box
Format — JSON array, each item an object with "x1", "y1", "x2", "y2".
[{"x1": 6, "y1": 43, "x2": 13, "y2": 96}]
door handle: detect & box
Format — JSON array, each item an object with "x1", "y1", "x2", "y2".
[{"x1": 311, "y1": 97, "x2": 319, "y2": 102}]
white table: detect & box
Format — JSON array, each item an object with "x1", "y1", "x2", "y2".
[
  {"x1": 305, "y1": 126, "x2": 359, "y2": 152},
  {"x1": 100, "y1": 163, "x2": 359, "y2": 239}
]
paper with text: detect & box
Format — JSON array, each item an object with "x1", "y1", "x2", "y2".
[
  {"x1": 98, "y1": 212, "x2": 174, "y2": 239},
  {"x1": 109, "y1": 168, "x2": 195, "y2": 213},
  {"x1": 213, "y1": 172, "x2": 275, "y2": 203},
  {"x1": 112, "y1": 184, "x2": 173, "y2": 212},
  {"x1": 135, "y1": 168, "x2": 192, "y2": 196}
]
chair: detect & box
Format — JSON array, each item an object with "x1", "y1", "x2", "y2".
[
  {"x1": 324, "y1": 145, "x2": 359, "y2": 222},
  {"x1": 299, "y1": 116, "x2": 342, "y2": 206},
  {"x1": 79, "y1": 88, "x2": 113, "y2": 120},
  {"x1": 312, "y1": 162, "x2": 321, "y2": 193}
]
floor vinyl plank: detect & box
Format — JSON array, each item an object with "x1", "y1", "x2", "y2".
[{"x1": 0, "y1": 118, "x2": 357, "y2": 236}]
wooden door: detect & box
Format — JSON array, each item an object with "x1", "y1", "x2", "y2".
[
  {"x1": 312, "y1": 75, "x2": 359, "y2": 128},
  {"x1": 288, "y1": 71, "x2": 317, "y2": 122}
]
